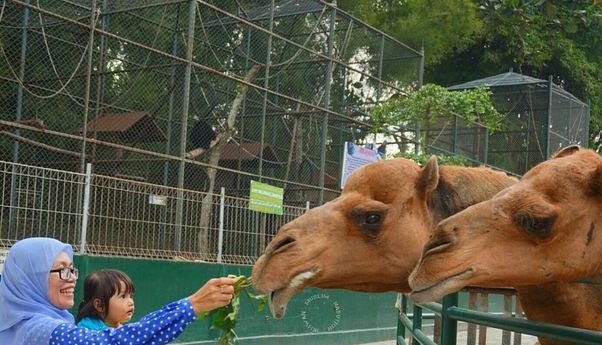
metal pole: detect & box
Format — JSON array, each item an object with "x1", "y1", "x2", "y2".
[
  {"x1": 415, "y1": 46, "x2": 424, "y2": 154},
  {"x1": 441, "y1": 293, "x2": 459, "y2": 345},
  {"x1": 545, "y1": 75, "x2": 553, "y2": 159},
  {"x1": 586, "y1": 99, "x2": 591, "y2": 146},
  {"x1": 412, "y1": 305, "x2": 423, "y2": 344},
  {"x1": 162, "y1": 8, "x2": 181, "y2": 186},
  {"x1": 484, "y1": 128, "x2": 489, "y2": 165},
  {"x1": 259, "y1": 0, "x2": 275, "y2": 178},
  {"x1": 377, "y1": 35, "x2": 384, "y2": 101},
  {"x1": 306, "y1": 200, "x2": 310, "y2": 212},
  {"x1": 79, "y1": 0, "x2": 98, "y2": 173},
  {"x1": 418, "y1": 46, "x2": 424, "y2": 88},
  {"x1": 161, "y1": 4, "x2": 182, "y2": 249},
  {"x1": 524, "y1": 105, "x2": 531, "y2": 173},
  {"x1": 91, "y1": 0, "x2": 109, "y2": 163},
  {"x1": 217, "y1": 187, "x2": 225, "y2": 263},
  {"x1": 452, "y1": 116, "x2": 457, "y2": 154},
  {"x1": 237, "y1": 27, "x2": 252, "y2": 192},
  {"x1": 12, "y1": 0, "x2": 30, "y2": 163},
  {"x1": 79, "y1": 163, "x2": 93, "y2": 255},
  {"x1": 318, "y1": 1, "x2": 336, "y2": 205},
  {"x1": 175, "y1": 0, "x2": 197, "y2": 251},
  {"x1": 9, "y1": 0, "x2": 31, "y2": 231}
]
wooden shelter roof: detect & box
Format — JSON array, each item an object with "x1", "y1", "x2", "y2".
[{"x1": 79, "y1": 112, "x2": 166, "y2": 143}]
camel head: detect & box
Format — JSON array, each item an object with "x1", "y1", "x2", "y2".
[
  {"x1": 252, "y1": 157, "x2": 440, "y2": 318},
  {"x1": 253, "y1": 156, "x2": 517, "y2": 318},
  {"x1": 409, "y1": 146, "x2": 602, "y2": 304}
]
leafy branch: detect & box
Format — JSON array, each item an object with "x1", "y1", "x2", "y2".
[{"x1": 199, "y1": 275, "x2": 267, "y2": 345}]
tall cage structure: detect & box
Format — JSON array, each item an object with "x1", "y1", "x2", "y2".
[
  {"x1": 0, "y1": 0, "x2": 422, "y2": 258},
  {"x1": 446, "y1": 71, "x2": 590, "y2": 175},
  {"x1": 0, "y1": 0, "x2": 423, "y2": 205}
]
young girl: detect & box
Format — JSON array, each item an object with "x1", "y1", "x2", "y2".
[
  {"x1": 0, "y1": 237, "x2": 235, "y2": 345},
  {"x1": 76, "y1": 269, "x2": 136, "y2": 330}
]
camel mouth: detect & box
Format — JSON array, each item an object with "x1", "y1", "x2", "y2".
[
  {"x1": 410, "y1": 268, "x2": 475, "y2": 304},
  {"x1": 268, "y1": 269, "x2": 318, "y2": 319}
]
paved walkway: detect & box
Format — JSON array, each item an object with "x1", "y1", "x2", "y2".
[{"x1": 360, "y1": 327, "x2": 539, "y2": 345}]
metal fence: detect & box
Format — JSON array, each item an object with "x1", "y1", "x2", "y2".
[
  {"x1": 398, "y1": 291, "x2": 602, "y2": 345},
  {"x1": 0, "y1": 0, "x2": 423, "y2": 210},
  {"x1": 448, "y1": 71, "x2": 590, "y2": 176},
  {"x1": 0, "y1": 160, "x2": 306, "y2": 263}
]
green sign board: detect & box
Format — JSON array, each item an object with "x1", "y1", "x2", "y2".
[{"x1": 249, "y1": 180, "x2": 284, "y2": 215}]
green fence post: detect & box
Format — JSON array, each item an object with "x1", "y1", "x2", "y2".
[
  {"x1": 441, "y1": 293, "x2": 459, "y2": 345},
  {"x1": 397, "y1": 294, "x2": 408, "y2": 341},
  {"x1": 413, "y1": 304, "x2": 423, "y2": 344}
]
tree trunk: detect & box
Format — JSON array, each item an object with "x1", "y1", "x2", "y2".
[{"x1": 197, "y1": 65, "x2": 260, "y2": 254}]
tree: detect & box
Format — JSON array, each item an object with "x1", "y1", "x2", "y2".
[
  {"x1": 339, "y1": 0, "x2": 602, "y2": 151},
  {"x1": 370, "y1": 84, "x2": 501, "y2": 153}
]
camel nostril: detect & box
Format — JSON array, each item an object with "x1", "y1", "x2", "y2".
[
  {"x1": 422, "y1": 236, "x2": 454, "y2": 257},
  {"x1": 270, "y1": 236, "x2": 296, "y2": 255}
]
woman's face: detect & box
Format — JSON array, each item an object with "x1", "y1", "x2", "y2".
[{"x1": 47, "y1": 251, "x2": 77, "y2": 309}]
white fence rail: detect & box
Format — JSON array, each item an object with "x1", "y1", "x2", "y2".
[{"x1": 0, "y1": 161, "x2": 307, "y2": 265}]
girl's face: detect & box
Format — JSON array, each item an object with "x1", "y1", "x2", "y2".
[
  {"x1": 104, "y1": 281, "x2": 135, "y2": 328},
  {"x1": 47, "y1": 251, "x2": 77, "y2": 309}
]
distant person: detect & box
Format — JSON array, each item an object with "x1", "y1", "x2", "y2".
[
  {"x1": 76, "y1": 269, "x2": 135, "y2": 330},
  {"x1": 0, "y1": 237, "x2": 235, "y2": 344}
]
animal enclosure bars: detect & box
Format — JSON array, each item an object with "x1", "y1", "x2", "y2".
[
  {"x1": 0, "y1": 160, "x2": 306, "y2": 262},
  {"x1": 0, "y1": 0, "x2": 422, "y2": 210},
  {"x1": 0, "y1": 0, "x2": 422, "y2": 258}
]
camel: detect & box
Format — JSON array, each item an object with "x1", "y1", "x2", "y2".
[
  {"x1": 252, "y1": 156, "x2": 518, "y2": 319},
  {"x1": 409, "y1": 146, "x2": 602, "y2": 344}
]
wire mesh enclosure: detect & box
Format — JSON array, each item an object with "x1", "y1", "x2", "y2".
[
  {"x1": 0, "y1": 0, "x2": 422, "y2": 257},
  {"x1": 447, "y1": 71, "x2": 590, "y2": 175},
  {"x1": 0, "y1": 0, "x2": 422, "y2": 204},
  {"x1": 0, "y1": 160, "x2": 307, "y2": 262}
]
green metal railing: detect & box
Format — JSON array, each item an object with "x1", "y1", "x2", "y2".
[{"x1": 397, "y1": 292, "x2": 602, "y2": 345}]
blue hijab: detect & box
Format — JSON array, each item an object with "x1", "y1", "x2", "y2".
[{"x1": 0, "y1": 237, "x2": 75, "y2": 344}]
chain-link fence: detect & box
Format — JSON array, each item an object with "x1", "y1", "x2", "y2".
[
  {"x1": 0, "y1": 160, "x2": 307, "y2": 263},
  {"x1": 0, "y1": 0, "x2": 422, "y2": 204},
  {"x1": 0, "y1": 0, "x2": 422, "y2": 254},
  {"x1": 447, "y1": 71, "x2": 590, "y2": 175}
]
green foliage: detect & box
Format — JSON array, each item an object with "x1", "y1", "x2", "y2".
[
  {"x1": 340, "y1": 1, "x2": 602, "y2": 151},
  {"x1": 370, "y1": 83, "x2": 501, "y2": 135},
  {"x1": 395, "y1": 151, "x2": 471, "y2": 167},
  {"x1": 337, "y1": 0, "x2": 484, "y2": 65},
  {"x1": 199, "y1": 275, "x2": 267, "y2": 345},
  {"x1": 428, "y1": 0, "x2": 602, "y2": 150}
]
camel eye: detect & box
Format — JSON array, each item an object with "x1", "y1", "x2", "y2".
[
  {"x1": 366, "y1": 213, "x2": 381, "y2": 225},
  {"x1": 350, "y1": 205, "x2": 388, "y2": 238},
  {"x1": 360, "y1": 212, "x2": 384, "y2": 234},
  {"x1": 514, "y1": 209, "x2": 557, "y2": 239}
]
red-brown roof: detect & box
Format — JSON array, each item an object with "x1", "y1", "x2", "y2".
[{"x1": 79, "y1": 112, "x2": 166, "y2": 143}]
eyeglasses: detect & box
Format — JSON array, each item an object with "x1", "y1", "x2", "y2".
[{"x1": 49, "y1": 267, "x2": 79, "y2": 281}]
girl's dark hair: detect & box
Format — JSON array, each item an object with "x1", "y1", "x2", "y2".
[{"x1": 76, "y1": 269, "x2": 135, "y2": 323}]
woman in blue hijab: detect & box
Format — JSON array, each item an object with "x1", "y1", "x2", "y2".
[{"x1": 0, "y1": 238, "x2": 236, "y2": 345}]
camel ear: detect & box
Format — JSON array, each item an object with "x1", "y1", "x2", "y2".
[
  {"x1": 551, "y1": 145, "x2": 580, "y2": 159},
  {"x1": 416, "y1": 156, "x2": 439, "y2": 199}
]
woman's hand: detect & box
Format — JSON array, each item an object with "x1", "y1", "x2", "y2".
[{"x1": 188, "y1": 277, "x2": 236, "y2": 314}]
